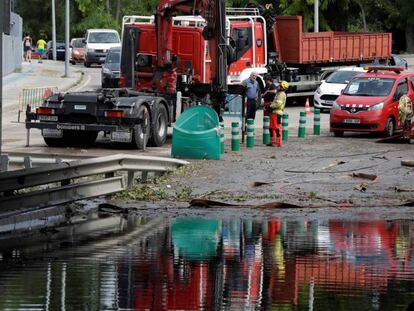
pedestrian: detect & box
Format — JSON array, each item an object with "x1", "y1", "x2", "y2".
[
  {"x1": 23, "y1": 33, "x2": 33, "y2": 62},
  {"x1": 242, "y1": 71, "x2": 259, "y2": 121},
  {"x1": 36, "y1": 37, "x2": 47, "y2": 63},
  {"x1": 268, "y1": 80, "x2": 289, "y2": 146},
  {"x1": 261, "y1": 74, "x2": 277, "y2": 117}
]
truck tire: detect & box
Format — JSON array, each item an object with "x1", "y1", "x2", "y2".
[
  {"x1": 131, "y1": 106, "x2": 150, "y2": 149},
  {"x1": 43, "y1": 131, "x2": 97, "y2": 147},
  {"x1": 43, "y1": 137, "x2": 66, "y2": 147},
  {"x1": 384, "y1": 117, "x2": 395, "y2": 137},
  {"x1": 148, "y1": 104, "x2": 168, "y2": 147}
]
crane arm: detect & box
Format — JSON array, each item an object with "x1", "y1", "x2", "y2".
[{"x1": 154, "y1": 0, "x2": 228, "y2": 112}]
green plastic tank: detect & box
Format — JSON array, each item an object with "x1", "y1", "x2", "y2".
[{"x1": 171, "y1": 106, "x2": 221, "y2": 160}]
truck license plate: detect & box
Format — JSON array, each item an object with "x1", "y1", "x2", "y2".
[
  {"x1": 38, "y1": 115, "x2": 58, "y2": 121},
  {"x1": 42, "y1": 129, "x2": 63, "y2": 138},
  {"x1": 111, "y1": 131, "x2": 132, "y2": 143},
  {"x1": 74, "y1": 105, "x2": 87, "y2": 110},
  {"x1": 343, "y1": 118, "x2": 360, "y2": 124}
]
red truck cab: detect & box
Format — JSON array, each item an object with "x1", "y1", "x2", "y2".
[{"x1": 330, "y1": 67, "x2": 414, "y2": 137}]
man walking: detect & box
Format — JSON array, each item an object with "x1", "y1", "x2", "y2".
[
  {"x1": 242, "y1": 71, "x2": 259, "y2": 121},
  {"x1": 36, "y1": 37, "x2": 47, "y2": 63}
]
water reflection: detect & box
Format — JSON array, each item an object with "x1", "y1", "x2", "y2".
[{"x1": 1, "y1": 215, "x2": 414, "y2": 310}]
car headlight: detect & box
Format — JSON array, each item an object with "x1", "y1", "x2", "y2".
[
  {"x1": 368, "y1": 102, "x2": 384, "y2": 111},
  {"x1": 332, "y1": 100, "x2": 341, "y2": 110},
  {"x1": 316, "y1": 87, "x2": 321, "y2": 94},
  {"x1": 102, "y1": 67, "x2": 111, "y2": 74}
]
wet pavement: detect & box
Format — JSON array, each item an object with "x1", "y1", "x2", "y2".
[{"x1": 1, "y1": 208, "x2": 414, "y2": 310}]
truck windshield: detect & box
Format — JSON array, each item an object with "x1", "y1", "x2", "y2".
[
  {"x1": 343, "y1": 77, "x2": 395, "y2": 96},
  {"x1": 88, "y1": 32, "x2": 119, "y2": 44},
  {"x1": 326, "y1": 70, "x2": 361, "y2": 84}
]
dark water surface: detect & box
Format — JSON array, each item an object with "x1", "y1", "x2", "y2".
[{"x1": 1, "y1": 212, "x2": 414, "y2": 310}]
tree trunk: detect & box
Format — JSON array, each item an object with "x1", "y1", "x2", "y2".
[
  {"x1": 406, "y1": 23, "x2": 414, "y2": 53},
  {"x1": 355, "y1": 0, "x2": 367, "y2": 31},
  {"x1": 115, "y1": 0, "x2": 121, "y2": 23},
  {"x1": 106, "y1": 0, "x2": 110, "y2": 14}
]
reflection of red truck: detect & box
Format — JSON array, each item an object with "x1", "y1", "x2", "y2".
[{"x1": 124, "y1": 9, "x2": 392, "y2": 97}]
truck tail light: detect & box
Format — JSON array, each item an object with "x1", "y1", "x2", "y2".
[
  {"x1": 36, "y1": 107, "x2": 55, "y2": 115},
  {"x1": 119, "y1": 74, "x2": 127, "y2": 88},
  {"x1": 105, "y1": 110, "x2": 124, "y2": 118}
]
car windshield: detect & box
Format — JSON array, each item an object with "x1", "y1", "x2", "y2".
[
  {"x1": 106, "y1": 51, "x2": 120, "y2": 63},
  {"x1": 343, "y1": 77, "x2": 395, "y2": 96},
  {"x1": 88, "y1": 32, "x2": 119, "y2": 44},
  {"x1": 72, "y1": 39, "x2": 85, "y2": 48},
  {"x1": 326, "y1": 70, "x2": 361, "y2": 84}
]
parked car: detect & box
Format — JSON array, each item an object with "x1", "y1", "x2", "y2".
[
  {"x1": 84, "y1": 29, "x2": 121, "y2": 67},
  {"x1": 70, "y1": 38, "x2": 85, "y2": 65},
  {"x1": 47, "y1": 41, "x2": 66, "y2": 60},
  {"x1": 330, "y1": 66, "x2": 414, "y2": 137},
  {"x1": 314, "y1": 67, "x2": 366, "y2": 110},
  {"x1": 390, "y1": 54, "x2": 408, "y2": 69},
  {"x1": 101, "y1": 47, "x2": 121, "y2": 88}
]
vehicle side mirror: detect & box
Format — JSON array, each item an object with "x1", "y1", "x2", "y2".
[{"x1": 340, "y1": 89, "x2": 344, "y2": 94}]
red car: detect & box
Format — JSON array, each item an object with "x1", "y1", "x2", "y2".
[{"x1": 330, "y1": 66, "x2": 414, "y2": 137}]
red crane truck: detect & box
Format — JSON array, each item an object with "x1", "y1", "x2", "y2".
[{"x1": 122, "y1": 6, "x2": 391, "y2": 98}]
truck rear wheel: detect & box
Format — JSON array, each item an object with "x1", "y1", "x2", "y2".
[
  {"x1": 131, "y1": 106, "x2": 150, "y2": 149},
  {"x1": 149, "y1": 104, "x2": 168, "y2": 147},
  {"x1": 43, "y1": 131, "x2": 98, "y2": 147}
]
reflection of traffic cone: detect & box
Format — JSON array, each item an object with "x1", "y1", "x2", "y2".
[{"x1": 305, "y1": 97, "x2": 312, "y2": 114}]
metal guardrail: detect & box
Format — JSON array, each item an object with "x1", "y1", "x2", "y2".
[
  {"x1": 0, "y1": 154, "x2": 188, "y2": 213},
  {"x1": 18, "y1": 86, "x2": 58, "y2": 122}
]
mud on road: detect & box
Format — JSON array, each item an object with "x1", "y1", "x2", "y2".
[{"x1": 109, "y1": 134, "x2": 414, "y2": 214}]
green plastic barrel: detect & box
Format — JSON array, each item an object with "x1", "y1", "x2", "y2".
[
  {"x1": 172, "y1": 106, "x2": 221, "y2": 160},
  {"x1": 172, "y1": 218, "x2": 220, "y2": 261}
]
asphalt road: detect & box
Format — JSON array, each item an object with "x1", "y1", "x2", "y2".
[{"x1": 2, "y1": 56, "x2": 414, "y2": 160}]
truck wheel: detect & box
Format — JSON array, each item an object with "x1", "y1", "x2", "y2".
[
  {"x1": 333, "y1": 131, "x2": 344, "y2": 137},
  {"x1": 74, "y1": 131, "x2": 98, "y2": 146},
  {"x1": 384, "y1": 117, "x2": 395, "y2": 137},
  {"x1": 148, "y1": 104, "x2": 168, "y2": 147},
  {"x1": 43, "y1": 137, "x2": 65, "y2": 147},
  {"x1": 131, "y1": 106, "x2": 150, "y2": 149}
]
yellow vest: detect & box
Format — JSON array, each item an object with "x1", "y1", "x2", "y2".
[{"x1": 270, "y1": 91, "x2": 286, "y2": 115}]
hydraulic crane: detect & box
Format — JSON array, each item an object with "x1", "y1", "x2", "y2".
[{"x1": 153, "y1": 0, "x2": 229, "y2": 114}]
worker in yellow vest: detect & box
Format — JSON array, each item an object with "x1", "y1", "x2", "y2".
[{"x1": 268, "y1": 80, "x2": 288, "y2": 146}]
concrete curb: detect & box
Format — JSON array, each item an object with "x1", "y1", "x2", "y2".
[{"x1": 63, "y1": 71, "x2": 85, "y2": 92}]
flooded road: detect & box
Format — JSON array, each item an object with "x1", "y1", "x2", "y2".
[{"x1": 1, "y1": 211, "x2": 414, "y2": 310}]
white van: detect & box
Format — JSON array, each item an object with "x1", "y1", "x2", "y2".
[{"x1": 84, "y1": 29, "x2": 121, "y2": 67}]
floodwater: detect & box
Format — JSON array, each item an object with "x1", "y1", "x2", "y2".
[{"x1": 1, "y1": 212, "x2": 414, "y2": 311}]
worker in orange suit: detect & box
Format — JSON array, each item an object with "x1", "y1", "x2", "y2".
[{"x1": 268, "y1": 81, "x2": 288, "y2": 146}]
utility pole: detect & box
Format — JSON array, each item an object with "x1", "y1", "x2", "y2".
[
  {"x1": 52, "y1": 0, "x2": 57, "y2": 60},
  {"x1": 64, "y1": 0, "x2": 69, "y2": 77},
  {"x1": 314, "y1": 0, "x2": 319, "y2": 32}
]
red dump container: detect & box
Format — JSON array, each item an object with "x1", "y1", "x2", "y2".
[{"x1": 274, "y1": 16, "x2": 392, "y2": 64}]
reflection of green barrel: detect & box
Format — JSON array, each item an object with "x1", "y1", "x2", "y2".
[
  {"x1": 231, "y1": 121, "x2": 240, "y2": 151},
  {"x1": 263, "y1": 116, "x2": 270, "y2": 145},
  {"x1": 298, "y1": 112, "x2": 306, "y2": 138},
  {"x1": 313, "y1": 109, "x2": 320, "y2": 135},
  {"x1": 246, "y1": 118, "x2": 255, "y2": 148},
  {"x1": 282, "y1": 113, "x2": 289, "y2": 141},
  {"x1": 220, "y1": 122, "x2": 225, "y2": 154},
  {"x1": 172, "y1": 218, "x2": 220, "y2": 261}
]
